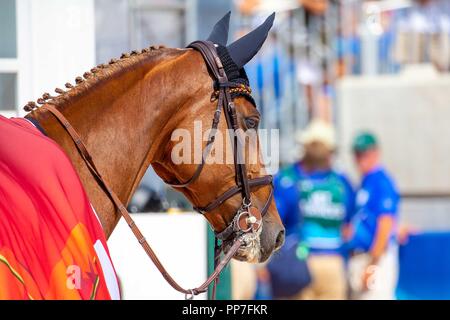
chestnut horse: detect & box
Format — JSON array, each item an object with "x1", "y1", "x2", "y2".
[{"x1": 24, "y1": 14, "x2": 284, "y2": 269}]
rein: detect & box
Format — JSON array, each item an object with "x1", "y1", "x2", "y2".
[{"x1": 37, "y1": 40, "x2": 273, "y2": 299}]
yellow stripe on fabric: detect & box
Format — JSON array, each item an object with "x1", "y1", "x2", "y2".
[
  {"x1": 0, "y1": 253, "x2": 25, "y2": 284},
  {"x1": 90, "y1": 276, "x2": 100, "y2": 300},
  {"x1": 0, "y1": 253, "x2": 34, "y2": 300}
]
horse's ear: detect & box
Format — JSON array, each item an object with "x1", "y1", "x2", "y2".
[
  {"x1": 227, "y1": 13, "x2": 275, "y2": 68},
  {"x1": 206, "y1": 11, "x2": 231, "y2": 46}
]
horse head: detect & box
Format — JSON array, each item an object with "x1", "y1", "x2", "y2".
[{"x1": 152, "y1": 12, "x2": 284, "y2": 263}]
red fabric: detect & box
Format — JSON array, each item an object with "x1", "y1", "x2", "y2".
[{"x1": 0, "y1": 115, "x2": 120, "y2": 299}]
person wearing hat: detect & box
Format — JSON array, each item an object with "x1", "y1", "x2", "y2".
[
  {"x1": 273, "y1": 119, "x2": 355, "y2": 300},
  {"x1": 346, "y1": 131, "x2": 400, "y2": 300}
]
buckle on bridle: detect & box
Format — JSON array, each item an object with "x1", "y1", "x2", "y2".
[
  {"x1": 234, "y1": 203, "x2": 262, "y2": 234},
  {"x1": 235, "y1": 210, "x2": 254, "y2": 233},
  {"x1": 242, "y1": 197, "x2": 251, "y2": 208},
  {"x1": 185, "y1": 289, "x2": 195, "y2": 300}
]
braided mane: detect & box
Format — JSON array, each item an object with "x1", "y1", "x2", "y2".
[{"x1": 23, "y1": 45, "x2": 167, "y2": 112}]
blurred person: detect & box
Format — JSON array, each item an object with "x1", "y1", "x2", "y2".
[
  {"x1": 346, "y1": 132, "x2": 400, "y2": 300},
  {"x1": 273, "y1": 119, "x2": 354, "y2": 300},
  {"x1": 299, "y1": 0, "x2": 328, "y2": 16},
  {"x1": 394, "y1": 0, "x2": 450, "y2": 71},
  {"x1": 236, "y1": 0, "x2": 329, "y2": 16}
]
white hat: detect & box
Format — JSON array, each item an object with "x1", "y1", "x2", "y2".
[{"x1": 296, "y1": 119, "x2": 336, "y2": 150}]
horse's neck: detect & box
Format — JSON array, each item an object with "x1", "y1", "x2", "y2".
[{"x1": 30, "y1": 49, "x2": 194, "y2": 237}]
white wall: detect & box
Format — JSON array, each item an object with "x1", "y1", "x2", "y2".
[
  {"x1": 336, "y1": 64, "x2": 450, "y2": 195},
  {"x1": 16, "y1": 0, "x2": 95, "y2": 116},
  {"x1": 107, "y1": 213, "x2": 208, "y2": 300}
]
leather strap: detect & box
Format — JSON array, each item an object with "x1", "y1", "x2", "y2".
[
  {"x1": 193, "y1": 176, "x2": 273, "y2": 214},
  {"x1": 166, "y1": 95, "x2": 222, "y2": 188},
  {"x1": 41, "y1": 104, "x2": 242, "y2": 298}
]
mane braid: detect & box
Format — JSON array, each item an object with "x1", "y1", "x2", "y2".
[{"x1": 23, "y1": 45, "x2": 166, "y2": 112}]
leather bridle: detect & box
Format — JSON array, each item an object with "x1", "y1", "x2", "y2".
[
  {"x1": 168, "y1": 41, "x2": 274, "y2": 243},
  {"x1": 36, "y1": 40, "x2": 273, "y2": 299}
]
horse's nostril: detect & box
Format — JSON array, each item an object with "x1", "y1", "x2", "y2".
[{"x1": 275, "y1": 229, "x2": 285, "y2": 250}]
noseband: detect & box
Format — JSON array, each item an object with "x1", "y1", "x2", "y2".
[
  {"x1": 37, "y1": 40, "x2": 273, "y2": 299},
  {"x1": 168, "y1": 41, "x2": 274, "y2": 243}
]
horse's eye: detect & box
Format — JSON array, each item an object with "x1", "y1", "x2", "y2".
[{"x1": 244, "y1": 117, "x2": 259, "y2": 130}]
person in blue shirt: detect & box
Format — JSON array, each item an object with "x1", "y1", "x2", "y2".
[
  {"x1": 346, "y1": 131, "x2": 400, "y2": 300},
  {"x1": 274, "y1": 120, "x2": 354, "y2": 300}
]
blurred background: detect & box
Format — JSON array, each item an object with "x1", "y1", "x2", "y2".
[{"x1": 1, "y1": 0, "x2": 450, "y2": 299}]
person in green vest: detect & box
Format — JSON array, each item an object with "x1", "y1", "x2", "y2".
[{"x1": 274, "y1": 119, "x2": 355, "y2": 299}]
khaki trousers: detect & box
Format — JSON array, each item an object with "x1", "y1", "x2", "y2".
[
  {"x1": 230, "y1": 260, "x2": 257, "y2": 300},
  {"x1": 295, "y1": 254, "x2": 347, "y2": 300},
  {"x1": 348, "y1": 245, "x2": 398, "y2": 300}
]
